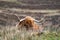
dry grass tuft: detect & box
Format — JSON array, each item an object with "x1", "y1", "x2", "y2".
[{"x1": 0, "y1": 26, "x2": 60, "y2": 40}]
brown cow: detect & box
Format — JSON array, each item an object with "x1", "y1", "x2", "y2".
[{"x1": 16, "y1": 16, "x2": 44, "y2": 32}]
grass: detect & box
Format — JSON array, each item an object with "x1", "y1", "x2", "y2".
[
  {"x1": 1, "y1": 0, "x2": 17, "y2": 2},
  {"x1": 0, "y1": 0, "x2": 24, "y2": 4},
  {"x1": 0, "y1": 26, "x2": 60, "y2": 40}
]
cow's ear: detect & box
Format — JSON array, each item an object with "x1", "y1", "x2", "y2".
[
  {"x1": 19, "y1": 20, "x2": 24, "y2": 25},
  {"x1": 18, "y1": 21, "x2": 22, "y2": 25}
]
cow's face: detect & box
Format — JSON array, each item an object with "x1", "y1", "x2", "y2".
[
  {"x1": 25, "y1": 16, "x2": 34, "y2": 25},
  {"x1": 24, "y1": 16, "x2": 39, "y2": 30}
]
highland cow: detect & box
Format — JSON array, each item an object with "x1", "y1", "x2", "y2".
[{"x1": 16, "y1": 16, "x2": 44, "y2": 32}]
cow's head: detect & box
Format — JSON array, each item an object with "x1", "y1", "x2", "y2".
[{"x1": 16, "y1": 16, "x2": 44, "y2": 31}]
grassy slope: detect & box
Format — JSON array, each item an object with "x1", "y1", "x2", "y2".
[{"x1": 0, "y1": 27, "x2": 60, "y2": 40}]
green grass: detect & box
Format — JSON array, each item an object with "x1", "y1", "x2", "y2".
[{"x1": 0, "y1": 26, "x2": 60, "y2": 40}]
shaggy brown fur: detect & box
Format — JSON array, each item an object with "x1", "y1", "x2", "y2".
[{"x1": 16, "y1": 16, "x2": 43, "y2": 31}]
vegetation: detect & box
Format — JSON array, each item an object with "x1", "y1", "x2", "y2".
[{"x1": 0, "y1": 26, "x2": 60, "y2": 40}]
